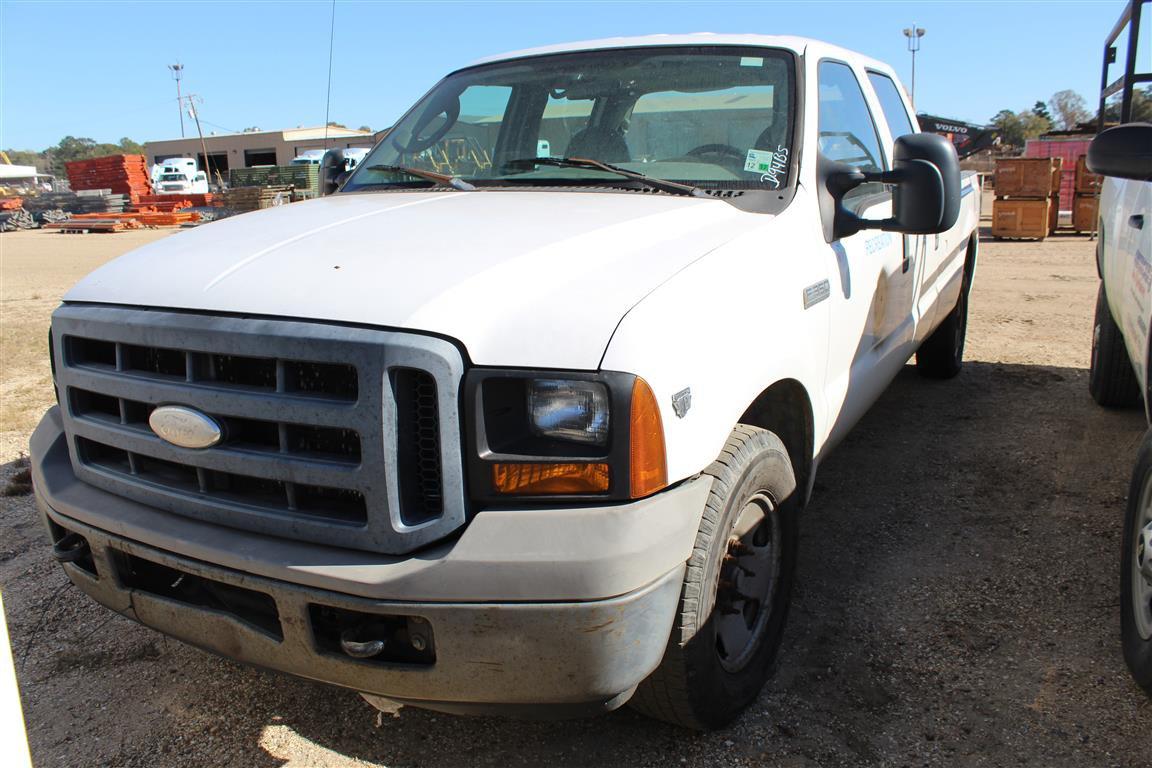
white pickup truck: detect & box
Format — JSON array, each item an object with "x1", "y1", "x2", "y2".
[
  {"x1": 1088, "y1": 122, "x2": 1152, "y2": 697},
  {"x1": 1085, "y1": 0, "x2": 1152, "y2": 697},
  {"x1": 31, "y1": 34, "x2": 979, "y2": 729}
]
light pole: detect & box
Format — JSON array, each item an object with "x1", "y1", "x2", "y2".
[
  {"x1": 168, "y1": 63, "x2": 185, "y2": 137},
  {"x1": 902, "y1": 24, "x2": 925, "y2": 108}
]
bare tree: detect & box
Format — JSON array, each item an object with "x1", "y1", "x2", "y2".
[{"x1": 1049, "y1": 90, "x2": 1091, "y2": 130}]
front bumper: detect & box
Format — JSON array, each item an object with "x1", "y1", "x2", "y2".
[{"x1": 31, "y1": 407, "x2": 708, "y2": 714}]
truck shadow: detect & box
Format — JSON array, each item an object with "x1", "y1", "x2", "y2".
[{"x1": 11, "y1": 360, "x2": 1150, "y2": 766}]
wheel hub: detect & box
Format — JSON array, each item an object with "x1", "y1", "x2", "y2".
[
  {"x1": 714, "y1": 492, "x2": 781, "y2": 673},
  {"x1": 1139, "y1": 520, "x2": 1152, "y2": 584},
  {"x1": 1134, "y1": 477, "x2": 1152, "y2": 641}
]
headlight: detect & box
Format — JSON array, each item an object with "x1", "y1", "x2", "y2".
[
  {"x1": 527, "y1": 379, "x2": 609, "y2": 445},
  {"x1": 465, "y1": 370, "x2": 667, "y2": 501}
]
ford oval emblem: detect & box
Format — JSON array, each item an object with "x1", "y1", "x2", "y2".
[{"x1": 148, "y1": 405, "x2": 223, "y2": 449}]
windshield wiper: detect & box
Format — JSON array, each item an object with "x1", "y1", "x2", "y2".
[
  {"x1": 502, "y1": 156, "x2": 708, "y2": 198},
  {"x1": 363, "y1": 164, "x2": 476, "y2": 191}
]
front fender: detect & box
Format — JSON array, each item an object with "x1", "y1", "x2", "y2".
[{"x1": 600, "y1": 202, "x2": 828, "y2": 483}]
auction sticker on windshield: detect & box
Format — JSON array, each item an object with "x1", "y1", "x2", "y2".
[{"x1": 744, "y1": 149, "x2": 776, "y2": 174}]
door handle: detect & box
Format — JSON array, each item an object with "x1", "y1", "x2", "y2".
[{"x1": 1131, "y1": 214, "x2": 1145, "y2": 230}]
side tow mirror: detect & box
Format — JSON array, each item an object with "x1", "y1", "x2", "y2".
[
  {"x1": 818, "y1": 132, "x2": 961, "y2": 243},
  {"x1": 1087, "y1": 123, "x2": 1152, "y2": 181},
  {"x1": 320, "y1": 148, "x2": 347, "y2": 196}
]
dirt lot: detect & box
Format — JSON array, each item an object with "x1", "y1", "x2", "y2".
[{"x1": 1, "y1": 210, "x2": 1149, "y2": 767}]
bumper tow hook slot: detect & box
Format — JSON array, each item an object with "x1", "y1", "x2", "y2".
[
  {"x1": 340, "y1": 626, "x2": 386, "y2": 659},
  {"x1": 51, "y1": 533, "x2": 90, "y2": 564}
]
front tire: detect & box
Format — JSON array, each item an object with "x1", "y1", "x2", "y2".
[
  {"x1": 1089, "y1": 283, "x2": 1140, "y2": 407},
  {"x1": 1122, "y1": 433, "x2": 1152, "y2": 695},
  {"x1": 629, "y1": 426, "x2": 799, "y2": 730}
]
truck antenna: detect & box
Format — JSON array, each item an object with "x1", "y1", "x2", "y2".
[{"x1": 323, "y1": 0, "x2": 337, "y2": 148}]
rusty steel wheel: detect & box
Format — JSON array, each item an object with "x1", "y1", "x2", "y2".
[
  {"x1": 630, "y1": 425, "x2": 799, "y2": 730},
  {"x1": 715, "y1": 493, "x2": 783, "y2": 673}
]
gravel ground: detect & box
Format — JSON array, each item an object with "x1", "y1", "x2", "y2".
[{"x1": 2, "y1": 214, "x2": 1149, "y2": 766}]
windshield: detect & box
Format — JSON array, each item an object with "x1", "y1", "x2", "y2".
[
  {"x1": 344, "y1": 46, "x2": 796, "y2": 194},
  {"x1": 159, "y1": 174, "x2": 187, "y2": 182}
]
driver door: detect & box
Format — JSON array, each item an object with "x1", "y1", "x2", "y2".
[{"x1": 817, "y1": 60, "x2": 919, "y2": 445}]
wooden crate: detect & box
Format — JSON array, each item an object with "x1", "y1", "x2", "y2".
[
  {"x1": 1075, "y1": 156, "x2": 1102, "y2": 194},
  {"x1": 992, "y1": 197, "x2": 1052, "y2": 239},
  {"x1": 995, "y1": 157, "x2": 1062, "y2": 197},
  {"x1": 1073, "y1": 193, "x2": 1099, "y2": 233}
]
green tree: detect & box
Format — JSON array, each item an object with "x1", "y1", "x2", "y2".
[
  {"x1": 1032, "y1": 101, "x2": 1052, "y2": 122},
  {"x1": 989, "y1": 108, "x2": 1051, "y2": 148},
  {"x1": 1, "y1": 149, "x2": 48, "y2": 171}
]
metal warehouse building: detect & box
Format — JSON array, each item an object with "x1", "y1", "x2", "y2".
[{"x1": 143, "y1": 126, "x2": 376, "y2": 178}]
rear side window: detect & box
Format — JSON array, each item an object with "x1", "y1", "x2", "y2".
[{"x1": 867, "y1": 72, "x2": 917, "y2": 139}]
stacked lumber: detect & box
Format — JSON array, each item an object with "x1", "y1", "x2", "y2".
[
  {"x1": 223, "y1": 185, "x2": 294, "y2": 213},
  {"x1": 43, "y1": 218, "x2": 141, "y2": 233},
  {"x1": 1072, "y1": 157, "x2": 1101, "y2": 234},
  {"x1": 23, "y1": 192, "x2": 106, "y2": 215},
  {"x1": 67, "y1": 210, "x2": 201, "y2": 227},
  {"x1": 64, "y1": 155, "x2": 152, "y2": 201},
  {"x1": 134, "y1": 192, "x2": 216, "y2": 211},
  {"x1": 991, "y1": 158, "x2": 1062, "y2": 240}
]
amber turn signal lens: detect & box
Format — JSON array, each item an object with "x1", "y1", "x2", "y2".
[
  {"x1": 630, "y1": 377, "x2": 667, "y2": 498},
  {"x1": 492, "y1": 462, "x2": 610, "y2": 495}
]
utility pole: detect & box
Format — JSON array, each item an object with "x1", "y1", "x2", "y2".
[
  {"x1": 168, "y1": 63, "x2": 185, "y2": 137},
  {"x1": 902, "y1": 24, "x2": 926, "y2": 108},
  {"x1": 184, "y1": 95, "x2": 212, "y2": 181}
]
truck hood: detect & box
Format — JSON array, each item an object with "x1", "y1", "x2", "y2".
[{"x1": 65, "y1": 191, "x2": 762, "y2": 368}]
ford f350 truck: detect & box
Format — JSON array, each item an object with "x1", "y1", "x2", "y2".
[
  {"x1": 31, "y1": 35, "x2": 979, "y2": 729},
  {"x1": 1086, "y1": 0, "x2": 1152, "y2": 697}
]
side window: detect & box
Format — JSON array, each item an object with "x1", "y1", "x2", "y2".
[
  {"x1": 817, "y1": 61, "x2": 885, "y2": 172},
  {"x1": 867, "y1": 71, "x2": 917, "y2": 139},
  {"x1": 818, "y1": 60, "x2": 887, "y2": 211}
]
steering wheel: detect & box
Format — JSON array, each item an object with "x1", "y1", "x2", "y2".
[
  {"x1": 817, "y1": 131, "x2": 878, "y2": 171},
  {"x1": 687, "y1": 143, "x2": 746, "y2": 164},
  {"x1": 392, "y1": 97, "x2": 461, "y2": 154}
]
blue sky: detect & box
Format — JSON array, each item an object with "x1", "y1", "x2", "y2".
[{"x1": 0, "y1": 0, "x2": 1144, "y2": 150}]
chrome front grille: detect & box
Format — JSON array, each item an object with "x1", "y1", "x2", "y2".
[{"x1": 51, "y1": 305, "x2": 466, "y2": 555}]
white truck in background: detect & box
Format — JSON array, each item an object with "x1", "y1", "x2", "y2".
[
  {"x1": 1085, "y1": 0, "x2": 1152, "y2": 697},
  {"x1": 294, "y1": 148, "x2": 370, "y2": 171},
  {"x1": 150, "y1": 157, "x2": 208, "y2": 195},
  {"x1": 290, "y1": 149, "x2": 327, "y2": 165},
  {"x1": 32, "y1": 34, "x2": 979, "y2": 729}
]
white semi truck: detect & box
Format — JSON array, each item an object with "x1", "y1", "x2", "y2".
[{"x1": 31, "y1": 34, "x2": 979, "y2": 728}]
